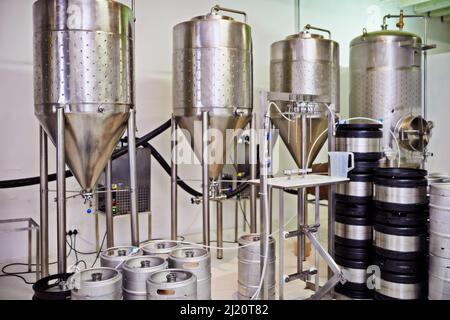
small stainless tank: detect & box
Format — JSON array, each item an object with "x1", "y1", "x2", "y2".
[
  {"x1": 238, "y1": 234, "x2": 276, "y2": 300},
  {"x1": 146, "y1": 269, "x2": 197, "y2": 300},
  {"x1": 69, "y1": 267, "x2": 122, "y2": 300},
  {"x1": 122, "y1": 256, "x2": 168, "y2": 300},
  {"x1": 141, "y1": 240, "x2": 181, "y2": 260},
  {"x1": 168, "y1": 247, "x2": 211, "y2": 300},
  {"x1": 270, "y1": 29, "x2": 340, "y2": 168},
  {"x1": 100, "y1": 246, "x2": 142, "y2": 271}
]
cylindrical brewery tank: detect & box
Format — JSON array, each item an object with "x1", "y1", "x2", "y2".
[
  {"x1": 168, "y1": 247, "x2": 211, "y2": 300},
  {"x1": 146, "y1": 269, "x2": 197, "y2": 300},
  {"x1": 270, "y1": 30, "x2": 339, "y2": 167},
  {"x1": 122, "y1": 256, "x2": 168, "y2": 300},
  {"x1": 100, "y1": 246, "x2": 142, "y2": 271},
  {"x1": 173, "y1": 10, "x2": 252, "y2": 180},
  {"x1": 33, "y1": 0, "x2": 134, "y2": 192},
  {"x1": 349, "y1": 30, "x2": 432, "y2": 166},
  {"x1": 69, "y1": 268, "x2": 122, "y2": 300},
  {"x1": 238, "y1": 234, "x2": 276, "y2": 300},
  {"x1": 142, "y1": 240, "x2": 181, "y2": 260}
]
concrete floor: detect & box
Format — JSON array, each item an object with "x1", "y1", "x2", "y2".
[{"x1": 0, "y1": 203, "x2": 342, "y2": 300}]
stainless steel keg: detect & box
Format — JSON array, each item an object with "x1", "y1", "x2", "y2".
[
  {"x1": 335, "y1": 124, "x2": 383, "y2": 161},
  {"x1": 428, "y1": 254, "x2": 450, "y2": 300},
  {"x1": 375, "y1": 271, "x2": 425, "y2": 300},
  {"x1": 122, "y1": 256, "x2": 168, "y2": 300},
  {"x1": 142, "y1": 240, "x2": 181, "y2": 260},
  {"x1": 336, "y1": 173, "x2": 373, "y2": 204},
  {"x1": 146, "y1": 269, "x2": 197, "y2": 300},
  {"x1": 168, "y1": 247, "x2": 211, "y2": 300},
  {"x1": 374, "y1": 224, "x2": 426, "y2": 260},
  {"x1": 335, "y1": 215, "x2": 372, "y2": 248},
  {"x1": 100, "y1": 246, "x2": 142, "y2": 271},
  {"x1": 70, "y1": 267, "x2": 122, "y2": 300},
  {"x1": 373, "y1": 168, "x2": 428, "y2": 211},
  {"x1": 238, "y1": 234, "x2": 276, "y2": 300}
]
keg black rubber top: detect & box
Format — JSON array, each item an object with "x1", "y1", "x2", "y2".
[
  {"x1": 351, "y1": 160, "x2": 379, "y2": 174},
  {"x1": 374, "y1": 223, "x2": 427, "y2": 236},
  {"x1": 349, "y1": 173, "x2": 373, "y2": 182},
  {"x1": 380, "y1": 270, "x2": 427, "y2": 284},
  {"x1": 335, "y1": 235, "x2": 373, "y2": 248},
  {"x1": 335, "y1": 243, "x2": 374, "y2": 261},
  {"x1": 335, "y1": 254, "x2": 372, "y2": 269},
  {"x1": 336, "y1": 201, "x2": 373, "y2": 218},
  {"x1": 374, "y1": 168, "x2": 428, "y2": 179},
  {"x1": 374, "y1": 200, "x2": 429, "y2": 213},
  {"x1": 375, "y1": 208, "x2": 428, "y2": 227},
  {"x1": 32, "y1": 273, "x2": 73, "y2": 301},
  {"x1": 335, "y1": 194, "x2": 373, "y2": 205},
  {"x1": 353, "y1": 152, "x2": 384, "y2": 161},
  {"x1": 336, "y1": 285, "x2": 374, "y2": 299},
  {"x1": 374, "y1": 176, "x2": 428, "y2": 188},
  {"x1": 375, "y1": 247, "x2": 426, "y2": 261},
  {"x1": 336, "y1": 213, "x2": 372, "y2": 226},
  {"x1": 336, "y1": 123, "x2": 383, "y2": 138},
  {"x1": 375, "y1": 255, "x2": 427, "y2": 275}
]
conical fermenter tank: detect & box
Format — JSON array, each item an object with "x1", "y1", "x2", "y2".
[
  {"x1": 33, "y1": 0, "x2": 135, "y2": 193},
  {"x1": 270, "y1": 31, "x2": 340, "y2": 168},
  {"x1": 172, "y1": 11, "x2": 253, "y2": 181}
]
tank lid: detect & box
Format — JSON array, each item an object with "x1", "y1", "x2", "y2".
[
  {"x1": 191, "y1": 13, "x2": 235, "y2": 21},
  {"x1": 351, "y1": 30, "x2": 421, "y2": 46},
  {"x1": 286, "y1": 31, "x2": 324, "y2": 40}
]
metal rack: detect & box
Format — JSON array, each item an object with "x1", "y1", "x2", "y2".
[
  {"x1": 0, "y1": 218, "x2": 40, "y2": 280},
  {"x1": 254, "y1": 90, "x2": 347, "y2": 300}
]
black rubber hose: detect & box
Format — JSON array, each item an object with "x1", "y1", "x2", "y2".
[
  {"x1": 226, "y1": 182, "x2": 250, "y2": 199},
  {"x1": 0, "y1": 119, "x2": 171, "y2": 189},
  {"x1": 141, "y1": 142, "x2": 202, "y2": 198},
  {"x1": 112, "y1": 119, "x2": 171, "y2": 159}
]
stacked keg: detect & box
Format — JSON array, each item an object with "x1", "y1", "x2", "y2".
[
  {"x1": 334, "y1": 123, "x2": 383, "y2": 299},
  {"x1": 373, "y1": 168, "x2": 428, "y2": 300},
  {"x1": 169, "y1": 247, "x2": 211, "y2": 300},
  {"x1": 237, "y1": 234, "x2": 276, "y2": 300},
  {"x1": 429, "y1": 183, "x2": 450, "y2": 300}
]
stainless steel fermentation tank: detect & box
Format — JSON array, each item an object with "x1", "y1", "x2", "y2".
[
  {"x1": 171, "y1": 6, "x2": 255, "y2": 251},
  {"x1": 270, "y1": 30, "x2": 340, "y2": 168},
  {"x1": 33, "y1": 0, "x2": 138, "y2": 275},
  {"x1": 263, "y1": 26, "x2": 342, "y2": 300},
  {"x1": 350, "y1": 30, "x2": 433, "y2": 167}
]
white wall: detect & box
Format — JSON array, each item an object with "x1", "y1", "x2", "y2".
[
  {"x1": 426, "y1": 52, "x2": 450, "y2": 173},
  {"x1": 0, "y1": 0, "x2": 449, "y2": 262}
]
